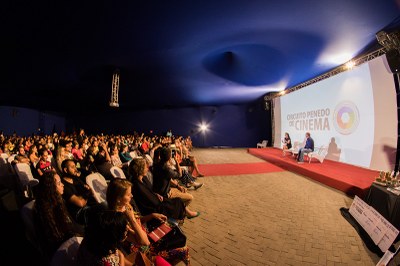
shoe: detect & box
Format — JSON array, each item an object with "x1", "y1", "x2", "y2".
[
  {"x1": 187, "y1": 212, "x2": 201, "y2": 219},
  {"x1": 197, "y1": 173, "x2": 205, "y2": 177},
  {"x1": 193, "y1": 182, "x2": 203, "y2": 190}
]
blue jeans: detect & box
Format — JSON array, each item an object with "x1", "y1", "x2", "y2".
[{"x1": 297, "y1": 148, "x2": 312, "y2": 162}]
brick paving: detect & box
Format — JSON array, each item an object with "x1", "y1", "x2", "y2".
[{"x1": 181, "y1": 148, "x2": 388, "y2": 266}]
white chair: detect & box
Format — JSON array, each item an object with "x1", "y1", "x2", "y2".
[
  {"x1": 50, "y1": 236, "x2": 83, "y2": 266},
  {"x1": 14, "y1": 163, "x2": 39, "y2": 198},
  {"x1": 129, "y1": 151, "x2": 138, "y2": 159},
  {"x1": 7, "y1": 154, "x2": 16, "y2": 164},
  {"x1": 283, "y1": 141, "x2": 300, "y2": 156},
  {"x1": 110, "y1": 166, "x2": 126, "y2": 179},
  {"x1": 257, "y1": 140, "x2": 268, "y2": 148},
  {"x1": 86, "y1": 172, "x2": 108, "y2": 203},
  {"x1": 307, "y1": 145, "x2": 328, "y2": 163},
  {"x1": 0, "y1": 154, "x2": 10, "y2": 176}
]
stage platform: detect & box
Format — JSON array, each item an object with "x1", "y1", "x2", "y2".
[{"x1": 248, "y1": 147, "x2": 379, "y2": 198}]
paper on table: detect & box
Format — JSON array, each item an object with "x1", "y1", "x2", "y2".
[{"x1": 349, "y1": 196, "x2": 399, "y2": 252}]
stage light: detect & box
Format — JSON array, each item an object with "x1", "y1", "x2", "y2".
[
  {"x1": 345, "y1": 60, "x2": 355, "y2": 69},
  {"x1": 199, "y1": 123, "x2": 209, "y2": 132}
]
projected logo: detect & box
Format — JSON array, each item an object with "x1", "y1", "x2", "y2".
[{"x1": 333, "y1": 101, "x2": 360, "y2": 135}]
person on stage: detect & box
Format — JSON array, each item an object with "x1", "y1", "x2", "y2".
[
  {"x1": 297, "y1": 132, "x2": 314, "y2": 163},
  {"x1": 282, "y1": 132, "x2": 292, "y2": 155}
]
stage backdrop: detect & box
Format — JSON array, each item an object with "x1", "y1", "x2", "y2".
[{"x1": 273, "y1": 56, "x2": 397, "y2": 171}]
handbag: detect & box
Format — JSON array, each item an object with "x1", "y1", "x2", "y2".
[
  {"x1": 151, "y1": 223, "x2": 187, "y2": 252},
  {"x1": 148, "y1": 222, "x2": 173, "y2": 242}
]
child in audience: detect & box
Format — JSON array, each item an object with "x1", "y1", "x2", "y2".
[{"x1": 107, "y1": 178, "x2": 190, "y2": 265}]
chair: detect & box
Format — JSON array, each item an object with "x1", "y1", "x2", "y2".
[
  {"x1": 283, "y1": 141, "x2": 300, "y2": 156},
  {"x1": 110, "y1": 166, "x2": 126, "y2": 179},
  {"x1": 20, "y1": 199, "x2": 46, "y2": 258},
  {"x1": 50, "y1": 236, "x2": 83, "y2": 266},
  {"x1": 129, "y1": 151, "x2": 138, "y2": 159},
  {"x1": 257, "y1": 140, "x2": 268, "y2": 148},
  {"x1": 287, "y1": 141, "x2": 301, "y2": 157},
  {"x1": 14, "y1": 163, "x2": 39, "y2": 198},
  {"x1": 307, "y1": 145, "x2": 328, "y2": 163},
  {"x1": 7, "y1": 154, "x2": 16, "y2": 164},
  {"x1": 86, "y1": 172, "x2": 108, "y2": 203},
  {"x1": 0, "y1": 153, "x2": 10, "y2": 176}
]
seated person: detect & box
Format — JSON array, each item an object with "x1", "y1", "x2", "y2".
[
  {"x1": 13, "y1": 145, "x2": 31, "y2": 165},
  {"x1": 61, "y1": 159, "x2": 97, "y2": 224},
  {"x1": 297, "y1": 132, "x2": 314, "y2": 163},
  {"x1": 36, "y1": 147, "x2": 54, "y2": 177},
  {"x1": 34, "y1": 171, "x2": 83, "y2": 261},
  {"x1": 282, "y1": 132, "x2": 292, "y2": 155},
  {"x1": 129, "y1": 158, "x2": 197, "y2": 220},
  {"x1": 109, "y1": 144, "x2": 129, "y2": 175},
  {"x1": 152, "y1": 147, "x2": 194, "y2": 206},
  {"x1": 94, "y1": 143, "x2": 114, "y2": 181},
  {"x1": 76, "y1": 210, "x2": 128, "y2": 266},
  {"x1": 147, "y1": 148, "x2": 200, "y2": 219},
  {"x1": 107, "y1": 178, "x2": 190, "y2": 265},
  {"x1": 119, "y1": 144, "x2": 133, "y2": 164}
]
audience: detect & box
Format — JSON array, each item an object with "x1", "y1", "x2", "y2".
[{"x1": 0, "y1": 130, "x2": 202, "y2": 265}]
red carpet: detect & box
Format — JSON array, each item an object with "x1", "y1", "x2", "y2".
[
  {"x1": 248, "y1": 148, "x2": 379, "y2": 198},
  {"x1": 198, "y1": 162, "x2": 284, "y2": 176}
]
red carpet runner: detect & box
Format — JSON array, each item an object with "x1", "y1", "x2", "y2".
[{"x1": 198, "y1": 162, "x2": 284, "y2": 176}]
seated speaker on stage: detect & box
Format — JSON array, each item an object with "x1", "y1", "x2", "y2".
[{"x1": 296, "y1": 132, "x2": 314, "y2": 163}]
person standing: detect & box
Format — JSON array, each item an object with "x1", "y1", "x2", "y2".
[{"x1": 297, "y1": 132, "x2": 314, "y2": 163}]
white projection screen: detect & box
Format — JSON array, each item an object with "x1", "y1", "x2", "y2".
[{"x1": 273, "y1": 55, "x2": 397, "y2": 171}]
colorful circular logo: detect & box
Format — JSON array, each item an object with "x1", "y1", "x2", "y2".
[{"x1": 333, "y1": 101, "x2": 360, "y2": 135}]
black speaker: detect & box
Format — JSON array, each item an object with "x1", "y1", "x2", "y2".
[{"x1": 386, "y1": 49, "x2": 400, "y2": 73}]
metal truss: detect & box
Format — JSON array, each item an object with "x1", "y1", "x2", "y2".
[
  {"x1": 264, "y1": 47, "x2": 387, "y2": 101},
  {"x1": 110, "y1": 70, "x2": 120, "y2": 107}
]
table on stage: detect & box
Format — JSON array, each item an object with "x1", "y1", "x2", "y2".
[{"x1": 364, "y1": 183, "x2": 400, "y2": 232}]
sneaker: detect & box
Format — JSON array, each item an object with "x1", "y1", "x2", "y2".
[{"x1": 193, "y1": 182, "x2": 203, "y2": 190}]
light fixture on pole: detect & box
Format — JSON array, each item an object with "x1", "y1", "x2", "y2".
[
  {"x1": 109, "y1": 69, "x2": 120, "y2": 107},
  {"x1": 376, "y1": 30, "x2": 400, "y2": 73}
]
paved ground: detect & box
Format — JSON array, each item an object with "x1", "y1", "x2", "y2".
[{"x1": 182, "y1": 148, "x2": 392, "y2": 266}]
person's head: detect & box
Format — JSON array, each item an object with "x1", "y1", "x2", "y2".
[
  {"x1": 285, "y1": 132, "x2": 290, "y2": 138},
  {"x1": 120, "y1": 144, "x2": 128, "y2": 153},
  {"x1": 40, "y1": 171, "x2": 64, "y2": 196},
  {"x1": 29, "y1": 144, "x2": 38, "y2": 154},
  {"x1": 109, "y1": 144, "x2": 119, "y2": 155},
  {"x1": 18, "y1": 145, "x2": 25, "y2": 155},
  {"x1": 128, "y1": 158, "x2": 148, "y2": 180},
  {"x1": 38, "y1": 147, "x2": 49, "y2": 161},
  {"x1": 305, "y1": 132, "x2": 310, "y2": 138},
  {"x1": 159, "y1": 147, "x2": 172, "y2": 163},
  {"x1": 84, "y1": 210, "x2": 128, "y2": 258},
  {"x1": 61, "y1": 159, "x2": 79, "y2": 177},
  {"x1": 73, "y1": 141, "x2": 79, "y2": 150},
  {"x1": 106, "y1": 178, "x2": 133, "y2": 211}
]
